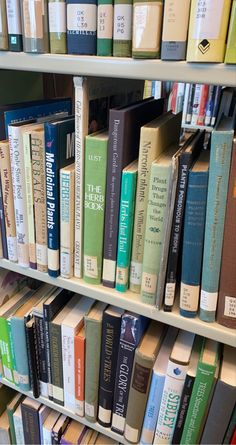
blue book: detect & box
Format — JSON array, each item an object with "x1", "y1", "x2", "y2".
[
  {"x1": 111, "y1": 312, "x2": 149, "y2": 435},
  {"x1": 66, "y1": 0, "x2": 97, "y2": 55},
  {"x1": 140, "y1": 327, "x2": 178, "y2": 445},
  {"x1": 3, "y1": 98, "x2": 72, "y2": 138},
  {"x1": 45, "y1": 117, "x2": 75, "y2": 277},
  {"x1": 180, "y1": 150, "x2": 209, "y2": 318},
  {"x1": 200, "y1": 115, "x2": 235, "y2": 322}
]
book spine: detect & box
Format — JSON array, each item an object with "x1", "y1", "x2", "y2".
[
  {"x1": 197, "y1": 85, "x2": 209, "y2": 126},
  {"x1": 116, "y1": 168, "x2": 137, "y2": 292},
  {"x1": 132, "y1": 0, "x2": 163, "y2": 58},
  {"x1": 191, "y1": 84, "x2": 202, "y2": 125},
  {"x1": 21, "y1": 405, "x2": 41, "y2": 445},
  {"x1": 8, "y1": 318, "x2": 19, "y2": 386},
  {"x1": 180, "y1": 169, "x2": 208, "y2": 317},
  {"x1": 98, "y1": 311, "x2": 122, "y2": 427},
  {"x1": 204, "y1": 85, "x2": 215, "y2": 126},
  {"x1": 0, "y1": 0, "x2": 8, "y2": 50},
  {"x1": 141, "y1": 161, "x2": 171, "y2": 305},
  {"x1": 182, "y1": 83, "x2": 190, "y2": 125},
  {"x1": 0, "y1": 317, "x2": 15, "y2": 383},
  {"x1": 67, "y1": 0, "x2": 97, "y2": 55},
  {"x1": 187, "y1": 0, "x2": 231, "y2": 62},
  {"x1": 48, "y1": 0, "x2": 67, "y2": 54},
  {"x1": 113, "y1": 0, "x2": 132, "y2": 56},
  {"x1": 0, "y1": 226, "x2": 3, "y2": 258},
  {"x1": 186, "y1": 84, "x2": 195, "y2": 124},
  {"x1": 9, "y1": 126, "x2": 30, "y2": 268},
  {"x1": 11, "y1": 317, "x2": 30, "y2": 391},
  {"x1": 62, "y1": 324, "x2": 76, "y2": 412},
  {"x1": 31, "y1": 130, "x2": 48, "y2": 273},
  {"x1": 7, "y1": 407, "x2": 17, "y2": 445},
  {"x1": 141, "y1": 373, "x2": 165, "y2": 445},
  {"x1": 60, "y1": 166, "x2": 75, "y2": 279},
  {"x1": 83, "y1": 135, "x2": 108, "y2": 285},
  {"x1": 43, "y1": 425, "x2": 54, "y2": 445},
  {"x1": 97, "y1": 0, "x2": 113, "y2": 55},
  {"x1": 164, "y1": 153, "x2": 190, "y2": 310},
  {"x1": 34, "y1": 315, "x2": 48, "y2": 397},
  {"x1": 25, "y1": 320, "x2": 40, "y2": 398},
  {"x1": 50, "y1": 322, "x2": 64, "y2": 405},
  {"x1": 13, "y1": 412, "x2": 25, "y2": 445},
  {"x1": 0, "y1": 176, "x2": 8, "y2": 259},
  {"x1": 211, "y1": 86, "x2": 222, "y2": 126},
  {"x1": 154, "y1": 359, "x2": 188, "y2": 444},
  {"x1": 0, "y1": 141, "x2": 17, "y2": 262},
  {"x1": 75, "y1": 333, "x2": 85, "y2": 416},
  {"x1": 171, "y1": 374, "x2": 195, "y2": 444},
  {"x1": 161, "y1": 0, "x2": 191, "y2": 60},
  {"x1": 225, "y1": 0, "x2": 236, "y2": 63},
  {"x1": 43, "y1": 306, "x2": 53, "y2": 400},
  {"x1": 23, "y1": 133, "x2": 37, "y2": 269},
  {"x1": 22, "y1": 0, "x2": 49, "y2": 53},
  {"x1": 45, "y1": 123, "x2": 60, "y2": 277},
  {"x1": 180, "y1": 362, "x2": 217, "y2": 444},
  {"x1": 200, "y1": 129, "x2": 234, "y2": 322},
  {"x1": 6, "y1": 0, "x2": 23, "y2": 51}
]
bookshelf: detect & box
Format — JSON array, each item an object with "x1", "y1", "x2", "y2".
[
  {"x1": 0, "y1": 52, "x2": 235, "y2": 86},
  {"x1": 0, "y1": 377, "x2": 129, "y2": 445},
  {"x1": 0, "y1": 258, "x2": 235, "y2": 347}
]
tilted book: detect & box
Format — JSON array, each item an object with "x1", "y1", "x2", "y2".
[
  {"x1": 60, "y1": 163, "x2": 75, "y2": 279},
  {"x1": 6, "y1": 392, "x2": 24, "y2": 444},
  {"x1": 13, "y1": 404, "x2": 25, "y2": 445},
  {"x1": 48, "y1": 0, "x2": 67, "y2": 54},
  {"x1": 113, "y1": 0, "x2": 132, "y2": 56},
  {"x1": 225, "y1": 0, "x2": 236, "y2": 64},
  {"x1": 6, "y1": 0, "x2": 23, "y2": 51},
  {"x1": 132, "y1": 0, "x2": 163, "y2": 58},
  {"x1": 42, "y1": 409, "x2": 61, "y2": 445},
  {"x1": 97, "y1": 0, "x2": 113, "y2": 56},
  {"x1": 200, "y1": 116, "x2": 235, "y2": 322},
  {"x1": 21, "y1": 0, "x2": 49, "y2": 53},
  {"x1": 21, "y1": 398, "x2": 42, "y2": 445},
  {"x1": 66, "y1": 0, "x2": 97, "y2": 55},
  {"x1": 0, "y1": 176, "x2": 8, "y2": 259},
  {"x1": 161, "y1": 0, "x2": 191, "y2": 60}
]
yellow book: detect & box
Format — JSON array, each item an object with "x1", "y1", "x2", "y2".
[
  {"x1": 187, "y1": 0, "x2": 232, "y2": 62},
  {"x1": 225, "y1": 0, "x2": 236, "y2": 63}
]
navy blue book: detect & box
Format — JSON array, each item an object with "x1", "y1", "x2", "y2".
[
  {"x1": 66, "y1": 0, "x2": 97, "y2": 55},
  {"x1": 0, "y1": 176, "x2": 8, "y2": 259},
  {"x1": 45, "y1": 117, "x2": 75, "y2": 277},
  {"x1": 180, "y1": 150, "x2": 209, "y2": 318}
]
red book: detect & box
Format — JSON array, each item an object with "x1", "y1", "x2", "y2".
[
  {"x1": 74, "y1": 325, "x2": 86, "y2": 417},
  {"x1": 197, "y1": 85, "x2": 209, "y2": 125},
  {"x1": 231, "y1": 428, "x2": 236, "y2": 445}
]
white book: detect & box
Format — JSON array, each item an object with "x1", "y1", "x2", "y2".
[
  {"x1": 13, "y1": 405, "x2": 25, "y2": 445},
  {"x1": 62, "y1": 295, "x2": 95, "y2": 411},
  {"x1": 60, "y1": 163, "x2": 75, "y2": 278},
  {"x1": 191, "y1": 84, "x2": 202, "y2": 125},
  {"x1": 154, "y1": 330, "x2": 195, "y2": 444},
  {"x1": 42, "y1": 410, "x2": 61, "y2": 445}
]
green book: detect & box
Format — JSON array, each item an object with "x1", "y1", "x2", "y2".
[
  {"x1": 113, "y1": 0, "x2": 132, "y2": 56},
  {"x1": 116, "y1": 160, "x2": 138, "y2": 292},
  {"x1": 97, "y1": 0, "x2": 113, "y2": 55},
  {"x1": 7, "y1": 393, "x2": 24, "y2": 445},
  {"x1": 180, "y1": 339, "x2": 220, "y2": 445},
  {"x1": 84, "y1": 301, "x2": 107, "y2": 423},
  {"x1": 141, "y1": 145, "x2": 177, "y2": 305},
  {"x1": 0, "y1": 0, "x2": 8, "y2": 50},
  {"x1": 83, "y1": 131, "x2": 108, "y2": 285},
  {"x1": 225, "y1": 0, "x2": 236, "y2": 63},
  {"x1": 132, "y1": 0, "x2": 163, "y2": 58},
  {"x1": 48, "y1": 0, "x2": 67, "y2": 54}
]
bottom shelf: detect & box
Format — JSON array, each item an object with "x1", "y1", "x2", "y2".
[{"x1": 0, "y1": 377, "x2": 128, "y2": 445}]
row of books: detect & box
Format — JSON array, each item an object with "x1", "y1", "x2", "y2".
[
  {"x1": 0, "y1": 81, "x2": 235, "y2": 327},
  {"x1": 0, "y1": 387, "x2": 117, "y2": 445},
  {"x1": 0, "y1": 281, "x2": 235, "y2": 444},
  {"x1": 0, "y1": 0, "x2": 236, "y2": 62}
]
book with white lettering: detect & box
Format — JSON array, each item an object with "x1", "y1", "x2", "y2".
[{"x1": 60, "y1": 163, "x2": 75, "y2": 279}]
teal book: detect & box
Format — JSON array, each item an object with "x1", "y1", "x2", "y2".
[
  {"x1": 200, "y1": 116, "x2": 234, "y2": 322},
  {"x1": 97, "y1": 0, "x2": 113, "y2": 55},
  {"x1": 116, "y1": 160, "x2": 138, "y2": 292},
  {"x1": 11, "y1": 317, "x2": 31, "y2": 391}
]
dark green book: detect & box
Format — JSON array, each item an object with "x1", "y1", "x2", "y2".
[{"x1": 7, "y1": 393, "x2": 24, "y2": 444}]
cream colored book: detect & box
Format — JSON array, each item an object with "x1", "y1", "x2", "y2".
[
  {"x1": 60, "y1": 163, "x2": 75, "y2": 278},
  {"x1": 0, "y1": 140, "x2": 17, "y2": 262},
  {"x1": 0, "y1": 0, "x2": 8, "y2": 50},
  {"x1": 130, "y1": 112, "x2": 182, "y2": 293},
  {"x1": 161, "y1": 0, "x2": 191, "y2": 60}
]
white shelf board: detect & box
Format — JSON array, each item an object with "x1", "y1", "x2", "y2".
[
  {"x1": 0, "y1": 52, "x2": 235, "y2": 86},
  {"x1": 0, "y1": 378, "x2": 128, "y2": 444},
  {"x1": 0, "y1": 259, "x2": 235, "y2": 347}
]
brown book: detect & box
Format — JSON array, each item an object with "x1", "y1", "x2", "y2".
[{"x1": 217, "y1": 138, "x2": 236, "y2": 329}]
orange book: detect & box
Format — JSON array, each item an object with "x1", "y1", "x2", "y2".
[
  {"x1": 74, "y1": 324, "x2": 86, "y2": 417},
  {"x1": 197, "y1": 85, "x2": 209, "y2": 126}
]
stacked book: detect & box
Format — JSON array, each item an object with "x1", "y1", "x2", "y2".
[
  {"x1": 0, "y1": 79, "x2": 235, "y2": 329},
  {"x1": 0, "y1": 278, "x2": 235, "y2": 444},
  {"x1": 0, "y1": 0, "x2": 235, "y2": 62}
]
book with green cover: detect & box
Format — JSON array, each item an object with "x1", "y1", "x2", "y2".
[
  {"x1": 97, "y1": 0, "x2": 113, "y2": 55},
  {"x1": 0, "y1": 0, "x2": 8, "y2": 50},
  {"x1": 116, "y1": 160, "x2": 138, "y2": 292},
  {"x1": 132, "y1": 0, "x2": 163, "y2": 58},
  {"x1": 7, "y1": 393, "x2": 24, "y2": 445},
  {"x1": 113, "y1": 0, "x2": 132, "y2": 56},
  {"x1": 225, "y1": 0, "x2": 236, "y2": 64},
  {"x1": 83, "y1": 131, "x2": 108, "y2": 285},
  {"x1": 48, "y1": 0, "x2": 67, "y2": 54},
  {"x1": 180, "y1": 338, "x2": 220, "y2": 445},
  {"x1": 141, "y1": 145, "x2": 178, "y2": 305}
]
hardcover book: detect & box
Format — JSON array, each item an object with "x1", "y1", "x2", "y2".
[
  {"x1": 6, "y1": 0, "x2": 23, "y2": 51},
  {"x1": 48, "y1": 0, "x2": 67, "y2": 54},
  {"x1": 60, "y1": 421, "x2": 87, "y2": 445},
  {"x1": 42, "y1": 409, "x2": 61, "y2": 445},
  {"x1": 0, "y1": 410, "x2": 12, "y2": 445},
  {"x1": 103, "y1": 97, "x2": 164, "y2": 288},
  {"x1": 74, "y1": 324, "x2": 85, "y2": 416},
  {"x1": 97, "y1": 0, "x2": 113, "y2": 55},
  {"x1": 13, "y1": 404, "x2": 25, "y2": 445},
  {"x1": 21, "y1": 398, "x2": 42, "y2": 445},
  {"x1": 0, "y1": 175, "x2": 8, "y2": 259},
  {"x1": 52, "y1": 414, "x2": 70, "y2": 445},
  {"x1": 161, "y1": 0, "x2": 191, "y2": 60},
  {"x1": 60, "y1": 163, "x2": 75, "y2": 279},
  {"x1": 0, "y1": 0, "x2": 8, "y2": 50},
  {"x1": 132, "y1": 0, "x2": 163, "y2": 58},
  {"x1": 21, "y1": 0, "x2": 49, "y2": 53},
  {"x1": 113, "y1": 0, "x2": 132, "y2": 56},
  {"x1": 7, "y1": 392, "x2": 24, "y2": 444},
  {"x1": 25, "y1": 318, "x2": 40, "y2": 398},
  {"x1": 225, "y1": 0, "x2": 236, "y2": 64},
  {"x1": 66, "y1": 0, "x2": 97, "y2": 55}
]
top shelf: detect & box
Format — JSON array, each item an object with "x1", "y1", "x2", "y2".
[{"x1": 0, "y1": 52, "x2": 235, "y2": 86}]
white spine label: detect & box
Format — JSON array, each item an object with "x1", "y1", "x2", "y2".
[
  {"x1": 180, "y1": 283, "x2": 200, "y2": 312},
  {"x1": 85, "y1": 402, "x2": 95, "y2": 418},
  {"x1": 7, "y1": 237, "x2": 17, "y2": 262},
  {"x1": 116, "y1": 266, "x2": 128, "y2": 286},
  {"x1": 141, "y1": 272, "x2": 157, "y2": 294},
  {"x1": 49, "y1": 2, "x2": 66, "y2": 33},
  {"x1": 102, "y1": 258, "x2": 116, "y2": 283},
  {"x1": 6, "y1": 0, "x2": 21, "y2": 34},
  {"x1": 132, "y1": 3, "x2": 162, "y2": 50},
  {"x1": 67, "y1": 4, "x2": 97, "y2": 32},
  {"x1": 125, "y1": 424, "x2": 139, "y2": 443},
  {"x1": 193, "y1": 0, "x2": 224, "y2": 40},
  {"x1": 84, "y1": 255, "x2": 98, "y2": 279},
  {"x1": 98, "y1": 406, "x2": 111, "y2": 424},
  {"x1": 200, "y1": 290, "x2": 218, "y2": 312},
  {"x1": 36, "y1": 243, "x2": 48, "y2": 266},
  {"x1": 130, "y1": 261, "x2": 142, "y2": 286},
  {"x1": 224, "y1": 296, "x2": 236, "y2": 318},
  {"x1": 97, "y1": 4, "x2": 113, "y2": 39},
  {"x1": 165, "y1": 282, "x2": 176, "y2": 306},
  {"x1": 60, "y1": 251, "x2": 71, "y2": 277},
  {"x1": 113, "y1": 4, "x2": 132, "y2": 40}
]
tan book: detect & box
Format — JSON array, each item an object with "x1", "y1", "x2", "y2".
[
  {"x1": 124, "y1": 321, "x2": 166, "y2": 443},
  {"x1": 61, "y1": 420, "x2": 85, "y2": 444},
  {"x1": 130, "y1": 111, "x2": 182, "y2": 293},
  {"x1": 0, "y1": 140, "x2": 17, "y2": 262},
  {"x1": 42, "y1": 409, "x2": 61, "y2": 444},
  {"x1": 0, "y1": 0, "x2": 8, "y2": 50},
  {"x1": 95, "y1": 433, "x2": 118, "y2": 444},
  {"x1": 21, "y1": 0, "x2": 49, "y2": 53},
  {"x1": 0, "y1": 410, "x2": 11, "y2": 444}
]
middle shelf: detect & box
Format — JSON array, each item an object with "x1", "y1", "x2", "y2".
[{"x1": 0, "y1": 258, "x2": 235, "y2": 347}]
